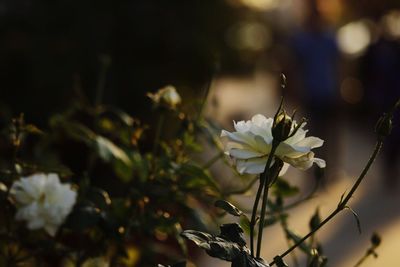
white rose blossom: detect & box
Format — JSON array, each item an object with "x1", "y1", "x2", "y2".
[
  {"x1": 221, "y1": 114, "x2": 326, "y2": 174},
  {"x1": 10, "y1": 173, "x2": 77, "y2": 236}
]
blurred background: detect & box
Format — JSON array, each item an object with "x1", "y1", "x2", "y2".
[{"x1": 0, "y1": 0, "x2": 399, "y2": 266}]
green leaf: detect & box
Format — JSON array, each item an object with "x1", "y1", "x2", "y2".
[
  {"x1": 308, "y1": 249, "x2": 328, "y2": 267},
  {"x1": 181, "y1": 230, "x2": 213, "y2": 250},
  {"x1": 23, "y1": 124, "x2": 44, "y2": 135},
  {"x1": 273, "y1": 256, "x2": 288, "y2": 267},
  {"x1": 178, "y1": 163, "x2": 220, "y2": 193},
  {"x1": 102, "y1": 106, "x2": 135, "y2": 127},
  {"x1": 309, "y1": 208, "x2": 321, "y2": 232},
  {"x1": 345, "y1": 206, "x2": 362, "y2": 234},
  {"x1": 272, "y1": 178, "x2": 299, "y2": 197},
  {"x1": 219, "y1": 223, "x2": 246, "y2": 247},
  {"x1": 181, "y1": 227, "x2": 243, "y2": 262},
  {"x1": 86, "y1": 187, "x2": 112, "y2": 210},
  {"x1": 215, "y1": 200, "x2": 243, "y2": 216},
  {"x1": 285, "y1": 229, "x2": 312, "y2": 255},
  {"x1": 264, "y1": 215, "x2": 281, "y2": 227},
  {"x1": 66, "y1": 205, "x2": 102, "y2": 231},
  {"x1": 95, "y1": 136, "x2": 131, "y2": 166},
  {"x1": 239, "y1": 214, "x2": 251, "y2": 236}
]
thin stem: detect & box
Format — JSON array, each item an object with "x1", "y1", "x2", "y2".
[
  {"x1": 250, "y1": 144, "x2": 279, "y2": 257},
  {"x1": 225, "y1": 176, "x2": 258, "y2": 195},
  {"x1": 354, "y1": 252, "x2": 369, "y2": 267},
  {"x1": 95, "y1": 55, "x2": 111, "y2": 106},
  {"x1": 280, "y1": 219, "x2": 299, "y2": 267},
  {"x1": 354, "y1": 247, "x2": 377, "y2": 267},
  {"x1": 256, "y1": 143, "x2": 279, "y2": 258},
  {"x1": 153, "y1": 113, "x2": 165, "y2": 157},
  {"x1": 196, "y1": 72, "x2": 214, "y2": 121},
  {"x1": 203, "y1": 151, "x2": 224, "y2": 169},
  {"x1": 250, "y1": 176, "x2": 266, "y2": 257},
  {"x1": 269, "y1": 139, "x2": 383, "y2": 266}
]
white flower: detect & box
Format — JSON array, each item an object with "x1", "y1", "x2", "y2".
[
  {"x1": 10, "y1": 173, "x2": 77, "y2": 236},
  {"x1": 147, "y1": 85, "x2": 182, "y2": 108},
  {"x1": 221, "y1": 114, "x2": 326, "y2": 174}
]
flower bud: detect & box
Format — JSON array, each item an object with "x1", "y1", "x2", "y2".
[
  {"x1": 272, "y1": 111, "x2": 292, "y2": 142},
  {"x1": 371, "y1": 232, "x2": 381, "y2": 247},
  {"x1": 375, "y1": 113, "x2": 392, "y2": 137},
  {"x1": 147, "y1": 85, "x2": 182, "y2": 109}
]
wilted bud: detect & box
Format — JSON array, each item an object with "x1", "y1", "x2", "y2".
[
  {"x1": 371, "y1": 232, "x2": 381, "y2": 247},
  {"x1": 375, "y1": 113, "x2": 392, "y2": 137},
  {"x1": 272, "y1": 111, "x2": 292, "y2": 142},
  {"x1": 147, "y1": 85, "x2": 182, "y2": 109}
]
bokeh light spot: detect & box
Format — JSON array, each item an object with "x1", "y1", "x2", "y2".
[
  {"x1": 337, "y1": 20, "x2": 371, "y2": 57},
  {"x1": 340, "y1": 77, "x2": 364, "y2": 104}
]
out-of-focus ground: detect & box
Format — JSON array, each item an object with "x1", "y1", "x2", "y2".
[{"x1": 199, "y1": 74, "x2": 400, "y2": 267}]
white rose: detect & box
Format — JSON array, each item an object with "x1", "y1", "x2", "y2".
[
  {"x1": 221, "y1": 114, "x2": 326, "y2": 174},
  {"x1": 10, "y1": 173, "x2": 77, "y2": 236},
  {"x1": 147, "y1": 85, "x2": 182, "y2": 108}
]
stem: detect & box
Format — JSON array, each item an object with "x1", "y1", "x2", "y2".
[
  {"x1": 203, "y1": 151, "x2": 224, "y2": 169},
  {"x1": 269, "y1": 139, "x2": 383, "y2": 266},
  {"x1": 280, "y1": 213, "x2": 299, "y2": 266},
  {"x1": 95, "y1": 55, "x2": 111, "y2": 106},
  {"x1": 153, "y1": 113, "x2": 165, "y2": 156},
  {"x1": 256, "y1": 143, "x2": 279, "y2": 258},
  {"x1": 354, "y1": 247, "x2": 377, "y2": 267},
  {"x1": 250, "y1": 176, "x2": 266, "y2": 257},
  {"x1": 196, "y1": 72, "x2": 214, "y2": 121}
]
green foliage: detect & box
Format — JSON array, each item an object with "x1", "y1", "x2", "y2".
[{"x1": 0, "y1": 98, "x2": 223, "y2": 266}]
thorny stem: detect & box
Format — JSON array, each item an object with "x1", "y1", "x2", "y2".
[
  {"x1": 250, "y1": 143, "x2": 279, "y2": 257},
  {"x1": 255, "y1": 142, "x2": 280, "y2": 258},
  {"x1": 269, "y1": 139, "x2": 384, "y2": 266}
]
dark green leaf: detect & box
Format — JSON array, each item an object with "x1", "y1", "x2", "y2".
[
  {"x1": 264, "y1": 215, "x2": 280, "y2": 227},
  {"x1": 272, "y1": 178, "x2": 299, "y2": 197},
  {"x1": 181, "y1": 230, "x2": 213, "y2": 250},
  {"x1": 309, "y1": 208, "x2": 321, "y2": 232},
  {"x1": 285, "y1": 229, "x2": 312, "y2": 255},
  {"x1": 273, "y1": 256, "x2": 288, "y2": 267},
  {"x1": 215, "y1": 200, "x2": 243, "y2": 216},
  {"x1": 219, "y1": 223, "x2": 246, "y2": 247},
  {"x1": 232, "y1": 252, "x2": 270, "y2": 267},
  {"x1": 66, "y1": 205, "x2": 102, "y2": 231},
  {"x1": 178, "y1": 163, "x2": 220, "y2": 193},
  {"x1": 181, "y1": 228, "x2": 243, "y2": 262}
]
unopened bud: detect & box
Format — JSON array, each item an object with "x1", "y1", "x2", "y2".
[
  {"x1": 272, "y1": 111, "x2": 292, "y2": 142},
  {"x1": 375, "y1": 113, "x2": 392, "y2": 137},
  {"x1": 371, "y1": 232, "x2": 381, "y2": 247},
  {"x1": 147, "y1": 85, "x2": 182, "y2": 109}
]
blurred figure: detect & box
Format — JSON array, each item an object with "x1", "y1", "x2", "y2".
[
  {"x1": 289, "y1": 0, "x2": 341, "y2": 183},
  {"x1": 360, "y1": 16, "x2": 400, "y2": 189}
]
